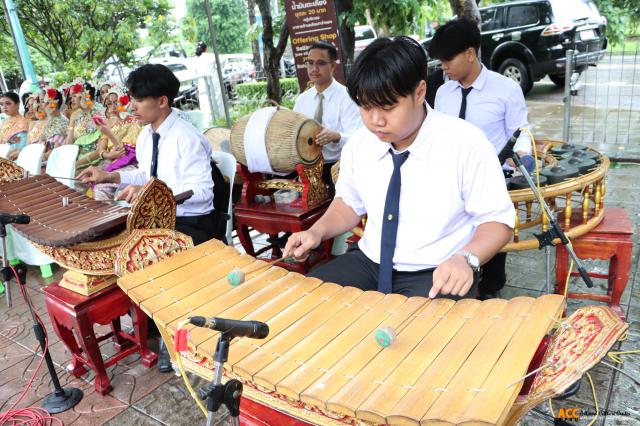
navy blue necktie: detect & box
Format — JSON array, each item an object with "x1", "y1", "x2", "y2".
[
  {"x1": 378, "y1": 150, "x2": 410, "y2": 294},
  {"x1": 459, "y1": 86, "x2": 473, "y2": 120},
  {"x1": 150, "y1": 132, "x2": 160, "y2": 178}
]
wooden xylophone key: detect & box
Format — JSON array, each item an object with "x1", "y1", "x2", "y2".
[{"x1": 275, "y1": 293, "x2": 408, "y2": 401}]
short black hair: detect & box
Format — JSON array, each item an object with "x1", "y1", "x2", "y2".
[
  {"x1": 309, "y1": 41, "x2": 337, "y2": 61},
  {"x1": 196, "y1": 42, "x2": 207, "y2": 57},
  {"x1": 83, "y1": 82, "x2": 96, "y2": 100},
  {"x1": 428, "y1": 18, "x2": 481, "y2": 61},
  {"x1": 20, "y1": 92, "x2": 30, "y2": 107},
  {"x1": 125, "y1": 64, "x2": 180, "y2": 107},
  {"x1": 347, "y1": 36, "x2": 427, "y2": 108},
  {"x1": 2, "y1": 92, "x2": 21, "y2": 105}
]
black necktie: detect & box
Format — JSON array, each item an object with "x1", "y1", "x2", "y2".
[
  {"x1": 150, "y1": 132, "x2": 160, "y2": 178},
  {"x1": 378, "y1": 150, "x2": 410, "y2": 294},
  {"x1": 459, "y1": 86, "x2": 473, "y2": 120}
]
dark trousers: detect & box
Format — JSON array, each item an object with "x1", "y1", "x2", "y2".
[
  {"x1": 478, "y1": 252, "x2": 507, "y2": 294},
  {"x1": 309, "y1": 247, "x2": 478, "y2": 299},
  {"x1": 175, "y1": 210, "x2": 226, "y2": 245},
  {"x1": 322, "y1": 161, "x2": 336, "y2": 198}
]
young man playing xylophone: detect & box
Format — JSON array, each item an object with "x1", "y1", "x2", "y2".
[{"x1": 283, "y1": 36, "x2": 515, "y2": 299}]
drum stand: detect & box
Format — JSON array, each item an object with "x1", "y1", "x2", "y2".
[
  {"x1": 198, "y1": 334, "x2": 242, "y2": 426},
  {"x1": 511, "y1": 153, "x2": 594, "y2": 289},
  {"x1": 0, "y1": 219, "x2": 84, "y2": 413}
]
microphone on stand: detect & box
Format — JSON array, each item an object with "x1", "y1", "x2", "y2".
[
  {"x1": 497, "y1": 129, "x2": 522, "y2": 165},
  {"x1": 189, "y1": 316, "x2": 269, "y2": 339},
  {"x1": 0, "y1": 213, "x2": 30, "y2": 224}
]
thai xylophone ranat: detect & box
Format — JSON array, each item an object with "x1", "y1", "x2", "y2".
[{"x1": 117, "y1": 239, "x2": 627, "y2": 426}]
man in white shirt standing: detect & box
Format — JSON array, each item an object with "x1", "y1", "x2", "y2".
[
  {"x1": 294, "y1": 41, "x2": 362, "y2": 196},
  {"x1": 283, "y1": 37, "x2": 514, "y2": 299},
  {"x1": 429, "y1": 19, "x2": 531, "y2": 300}
]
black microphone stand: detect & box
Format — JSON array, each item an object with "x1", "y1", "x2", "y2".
[
  {"x1": 510, "y1": 153, "x2": 594, "y2": 289},
  {"x1": 0, "y1": 219, "x2": 83, "y2": 413},
  {"x1": 197, "y1": 333, "x2": 242, "y2": 426}
]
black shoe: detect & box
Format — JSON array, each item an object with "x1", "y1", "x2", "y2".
[
  {"x1": 157, "y1": 339, "x2": 173, "y2": 373},
  {"x1": 477, "y1": 291, "x2": 499, "y2": 301}
]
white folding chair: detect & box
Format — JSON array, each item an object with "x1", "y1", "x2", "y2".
[
  {"x1": 211, "y1": 151, "x2": 236, "y2": 245},
  {"x1": 16, "y1": 143, "x2": 45, "y2": 176},
  {"x1": 0, "y1": 144, "x2": 11, "y2": 159},
  {"x1": 46, "y1": 145, "x2": 79, "y2": 189}
]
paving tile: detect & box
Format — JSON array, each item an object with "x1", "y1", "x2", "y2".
[
  {"x1": 103, "y1": 406, "x2": 167, "y2": 425},
  {"x1": 132, "y1": 375, "x2": 230, "y2": 425}
]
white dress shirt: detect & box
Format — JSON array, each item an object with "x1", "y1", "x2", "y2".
[
  {"x1": 435, "y1": 66, "x2": 531, "y2": 160},
  {"x1": 119, "y1": 111, "x2": 214, "y2": 217},
  {"x1": 335, "y1": 105, "x2": 515, "y2": 271},
  {"x1": 294, "y1": 79, "x2": 362, "y2": 162}
]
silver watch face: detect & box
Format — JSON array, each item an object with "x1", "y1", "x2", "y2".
[{"x1": 467, "y1": 254, "x2": 480, "y2": 269}]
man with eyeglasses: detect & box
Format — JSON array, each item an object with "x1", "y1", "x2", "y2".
[{"x1": 294, "y1": 41, "x2": 362, "y2": 197}]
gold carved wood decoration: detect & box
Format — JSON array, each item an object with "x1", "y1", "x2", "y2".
[
  {"x1": 127, "y1": 178, "x2": 177, "y2": 231},
  {"x1": 0, "y1": 158, "x2": 25, "y2": 183}
]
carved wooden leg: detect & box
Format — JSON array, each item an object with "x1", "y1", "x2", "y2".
[
  {"x1": 609, "y1": 239, "x2": 632, "y2": 320},
  {"x1": 111, "y1": 317, "x2": 129, "y2": 351},
  {"x1": 130, "y1": 304, "x2": 157, "y2": 368},
  {"x1": 236, "y1": 224, "x2": 256, "y2": 256},
  {"x1": 75, "y1": 312, "x2": 112, "y2": 395},
  {"x1": 555, "y1": 245, "x2": 569, "y2": 296}
]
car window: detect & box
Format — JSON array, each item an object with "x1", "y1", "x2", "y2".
[
  {"x1": 166, "y1": 64, "x2": 187, "y2": 72},
  {"x1": 481, "y1": 7, "x2": 504, "y2": 31},
  {"x1": 549, "y1": 0, "x2": 601, "y2": 22},
  {"x1": 356, "y1": 28, "x2": 375, "y2": 41},
  {"x1": 507, "y1": 5, "x2": 538, "y2": 27}
]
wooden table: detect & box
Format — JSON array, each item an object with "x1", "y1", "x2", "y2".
[
  {"x1": 234, "y1": 199, "x2": 332, "y2": 273},
  {"x1": 43, "y1": 282, "x2": 157, "y2": 395}
]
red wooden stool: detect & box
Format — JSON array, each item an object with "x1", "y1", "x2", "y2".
[
  {"x1": 555, "y1": 207, "x2": 633, "y2": 320},
  {"x1": 43, "y1": 282, "x2": 157, "y2": 395}
]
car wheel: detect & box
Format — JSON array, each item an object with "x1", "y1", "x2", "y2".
[
  {"x1": 548, "y1": 74, "x2": 565, "y2": 87},
  {"x1": 498, "y1": 58, "x2": 533, "y2": 95}
]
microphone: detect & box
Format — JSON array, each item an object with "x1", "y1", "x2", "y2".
[
  {"x1": 189, "y1": 316, "x2": 269, "y2": 339},
  {"x1": 497, "y1": 129, "x2": 522, "y2": 165},
  {"x1": 0, "y1": 213, "x2": 30, "y2": 225}
]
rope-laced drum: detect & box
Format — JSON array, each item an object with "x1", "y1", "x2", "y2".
[{"x1": 117, "y1": 239, "x2": 627, "y2": 426}]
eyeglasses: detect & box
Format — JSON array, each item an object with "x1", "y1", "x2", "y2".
[{"x1": 304, "y1": 59, "x2": 332, "y2": 68}]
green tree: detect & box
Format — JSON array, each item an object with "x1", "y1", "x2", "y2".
[
  {"x1": 183, "y1": 0, "x2": 250, "y2": 54},
  {"x1": 0, "y1": 0, "x2": 171, "y2": 78}
]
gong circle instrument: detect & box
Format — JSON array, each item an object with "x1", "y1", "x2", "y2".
[{"x1": 117, "y1": 239, "x2": 626, "y2": 426}]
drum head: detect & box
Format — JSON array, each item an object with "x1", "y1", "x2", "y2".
[{"x1": 296, "y1": 120, "x2": 322, "y2": 164}]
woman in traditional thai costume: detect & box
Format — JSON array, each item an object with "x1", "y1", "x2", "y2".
[
  {"x1": 26, "y1": 96, "x2": 48, "y2": 145},
  {"x1": 40, "y1": 88, "x2": 69, "y2": 159},
  {"x1": 1, "y1": 92, "x2": 30, "y2": 161},
  {"x1": 92, "y1": 89, "x2": 142, "y2": 200},
  {"x1": 66, "y1": 82, "x2": 102, "y2": 171}
]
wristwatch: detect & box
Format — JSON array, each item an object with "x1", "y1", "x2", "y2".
[{"x1": 456, "y1": 250, "x2": 481, "y2": 272}]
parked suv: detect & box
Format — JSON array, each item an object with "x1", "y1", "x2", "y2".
[{"x1": 423, "y1": 0, "x2": 607, "y2": 94}]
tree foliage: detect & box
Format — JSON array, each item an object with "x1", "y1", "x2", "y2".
[
  {"x1": 0, "y1": 0, "x2": 172, "y2": 78},
  {"x1": 183, "y1": 0, "x2": 250, "y2": 54}
]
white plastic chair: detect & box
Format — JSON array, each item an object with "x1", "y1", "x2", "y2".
[
  {"x1": 211, "y1": 151, "x2": 236, "y2": 245},
  {"x1": 187, "y1": 110, "x2": 207, "y2": 131},
  {"x1": 16, "y1": 143, "x2": 45, "y2": 176},
  {"x1": 46, "y1": 145, "x2": 79, "y2": 189},
  {"x1": 0, "y1": 144, "x2": 11, "y2": 159}
]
